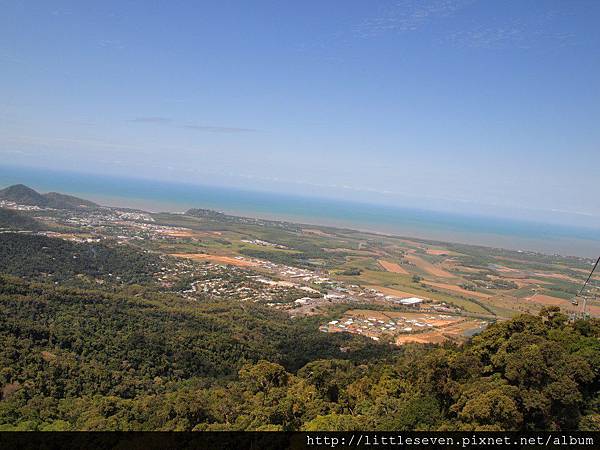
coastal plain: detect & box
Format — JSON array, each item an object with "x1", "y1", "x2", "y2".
[{"x1": 1, "y1": 186, "x2": 599, "y2": 347}]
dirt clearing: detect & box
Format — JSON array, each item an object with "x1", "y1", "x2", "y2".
[
  {"x1": 302, "y1": 228, "x2": 334, "y2": 237},
  {"x1": 425, "y1": 281, "x2": 492, "y2": 299},
  {"x1": 395, "y1": 332, "x2": 448, "y2": 345},
  {"x1": 367, "y1": 285, "x2": 423, "y2": 298},
  {"x1": 405, "y1": 253, "x2": 454, "y2": 279},
  {"x1": 170, "y1": 253, "x2": 257, "y2": 267},
  {"x1": 426, "y1": 248, "x2": 452, "y2": 256},
  {"x1": 526, "y1": 293, "x2": 572, "y2": 308},
  {"x1": 378, "y1": 260, "x2": 409, "y2": 274},
  {"x1": 161, "y1": 229, "x2": 197, "y2": 238}
]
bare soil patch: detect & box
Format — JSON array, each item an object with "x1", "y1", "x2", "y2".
[
  {"x1": 493, "y1": 266, "x2": 521, "y2": 274},
  {"x1": 526, "y1": 293, "x2": 571, "y2": 308},
  {"x1": 525, "y1": 294, "x2": 600, "y2": 317},
  {"x1": 378, "y1": 259, "x2": 409, "y2": 275},
  {"x1": 524, "y1": 293, "x2": 599, "y2": 316},
  {"x1": 425, "y1": 281, "x2": 492, "y2": 299},
  {"x1": 425, "y1": 248, "x2": 452, "y2": 256},
  {"x1": 302, "y1": 228, "x2": 334, "y2": 237},
  {"x1": 41, "y1": 351, "x2": 57, "y2": 362},
  {"x1": 162, "y1": 229, "x2": 197, "y2": 238},
  {"x1": 490, "y1": 276, "x2": 550, "y2": 288},
  {"x1": 368, "y1": 285, "x2": 423, "y2": 298},
  {"x1": 170, "y1": 253, "x2": 257, "y2": 267},
  {"x1": 535, "y1": 272, "x2": 581, "y2": 283},
  {"x1": 452, "y1": 265, "x2": 484, "y2": 274},
  {"x1": 395, "y1": 332, "x2": 447, "y2": 345},
  {"x1": 405, "y1": 254, "x2": 454, "y2": 279}
]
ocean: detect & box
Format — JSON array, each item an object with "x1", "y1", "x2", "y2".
[{"x1": 1, "y1": 165, "x2": 599, "y2": 258}]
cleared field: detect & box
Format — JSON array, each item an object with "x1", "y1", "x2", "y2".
[
  {"x1": 493, "y1": 265, "x2": 521, "y2": 274},
  {"x1": 162, "y1": 229, "x2": 223, "y2": 238},
  {"x1": 588, "y1": 305, "x2": 600, "y2": 316},
  {"x1": 360, "y1": 277, "x2": 491, "y2": 314},
  {"x1": 347, "y1": 269, "x2": 411, "y2": 285},
  {"x1": 425, "y1": 248, "x2": 452, "y2": 256},
  {"x1": 425, "y1": 281, "x2": 492, "y2": 299},
  {"x1": 301, "y1": 228, "x2": 335, "y2": 237},
  {"x1": 378, "y1": 259, "x2": 409, "y2": 275},
  {"x1": 535, "y1": 272, "x2": 582, "y2": 284},
  {"x1": 450, "y1": 265, "x2": 486, "y2": 274},
  {"x1": 395, "y1": 332, "x2": 447, "y2": 345},
  {"x1": 367, "y1": 285, "x2": 425, "y2": 298},
  {"x1": 404, "y1": 253, "x2": 455, "y2": 279},
  {"x1": 44, "y1": 232, "x2": 87, "y2": 241},
  {"x1": 526, "y1": 293, "x2": 577, "y2": 311},
  {"x1": 397, "y1": 239, "x2": 422, "y2": 248},
  {"x1": 170, "y1": 253, "x2": 257, "y2": 267},
  {"x1": 161, "y1": 229, "x2": 197, "y2": 238},
  {"x1": 475, "y1": 294, "x2": 532, "y2": 315},
  {"x1": 522, "y1": 294, "x2": 600, "y2": 317},
  {"x1": 502, "y1": 277, "x2": 550, "y2": 288}
]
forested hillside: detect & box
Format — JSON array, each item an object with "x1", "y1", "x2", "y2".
[
  {"x1": 0, "y1": 185, "x2": 97, "y2": 210},
  {"x1": 0, "y1": 208, "x2": 41, "y2": 231},
  {"x1": 0, "y1": 233, "x2": 160, "y2": 284},
  {"x1": 0, "y1": 275, "x2": 598, "y2": 431}
]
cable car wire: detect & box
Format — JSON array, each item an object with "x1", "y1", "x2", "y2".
[{"x1": 577, "y1": 255, "x2": 600, "y2": 297}]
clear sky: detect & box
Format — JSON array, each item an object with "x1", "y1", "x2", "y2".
[{"x1": 1, "y1": 1, "x2": 599, "y2": 227}]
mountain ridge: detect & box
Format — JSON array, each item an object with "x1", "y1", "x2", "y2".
[{"x1": 0, "y1": 184, "x2": 98, "y2": 210}]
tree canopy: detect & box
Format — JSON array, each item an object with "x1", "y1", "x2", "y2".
[{"x1": 1, "y1": 273, "x2": 598, "y2": 431}]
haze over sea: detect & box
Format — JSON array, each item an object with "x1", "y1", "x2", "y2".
[{"x1": 2, "y1": 165, "x2": 599, "y2": 259}]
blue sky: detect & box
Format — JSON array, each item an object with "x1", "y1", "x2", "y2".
[{"x1": 1, "y1": 0, "x2": 599, "y2": 227}]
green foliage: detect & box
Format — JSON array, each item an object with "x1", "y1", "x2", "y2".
[
  {"x1": 239, "y1": 248, "x2": 316, "y2": 268},
  {"x1": 0, "y1": 276, "x2": 599, "y2": 431},
  {"x1": 0, "y1": 233, "x2": 160, "y2": 284},
  {"x1": 185, "y1": 209, "x2": 227, "y2": 219},
  {"x1": 302, "y1": 414, "x2": 361, "y2": 431},
  {"x1": 339, "y1": 268, "x2": 362, "y2": 276},
  {"x1": 0, "y1": 208, "x2": 41, "y2": 231}
]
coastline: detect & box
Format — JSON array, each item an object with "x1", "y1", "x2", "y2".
[{"x1": 2, "y1": 165, "x2": 600, "y2": 259}]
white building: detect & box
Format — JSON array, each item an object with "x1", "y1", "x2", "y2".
[{"x1": 399, "y1": 297, "x2": 424, "y2": 306}]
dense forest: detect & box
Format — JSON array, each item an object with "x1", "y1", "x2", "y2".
[
  {"x1": 0, "y1": 233, "x2": 161, "y2": 284},
  {"x1": 0, "y1": 208, "x2": 41, "y2": 231},
  {"x1": 0, "y1": 274, "x2": 598, "y2": 431}
]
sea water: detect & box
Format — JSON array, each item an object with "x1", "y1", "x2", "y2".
[{"x1": 1, "y1": 165, "x2": 599, "y2": 258}]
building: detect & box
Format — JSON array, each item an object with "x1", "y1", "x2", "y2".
[{"x1": 399, "y1": 297, "x2": 423, "y2": 307}]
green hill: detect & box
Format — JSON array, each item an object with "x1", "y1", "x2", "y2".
[
  {"x1": 0, "y1": 184, "x2": 48, "y2": 206},
  {"x1": 0, "y1": 184, "x2": 98, "y2": 210}
]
